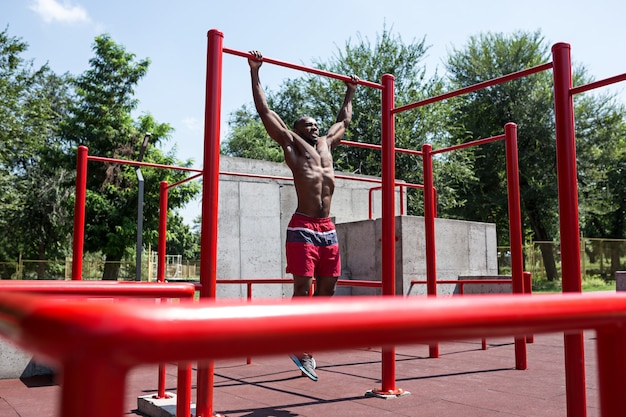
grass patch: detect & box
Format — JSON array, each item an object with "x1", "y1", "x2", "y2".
[{"x1": 532, "y1": 275, "x2": 615, "y2": 293}]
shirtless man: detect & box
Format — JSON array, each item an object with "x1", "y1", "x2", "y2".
[{"x1": 248, "y1": 50, "x2": 358, "y2": 381}]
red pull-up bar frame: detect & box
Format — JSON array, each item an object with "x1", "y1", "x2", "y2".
[{"x1": 1, "y1": 291, "x2": 626, "y2": 417}]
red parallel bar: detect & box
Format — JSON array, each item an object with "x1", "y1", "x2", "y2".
[
  {"x1": 4, "y1": 292, "x2": 626, "y2": 364},
  {"x1": 216, "y1": 278, "x2": 381, "y2": 288},
  {"x1": 504, "y1": 123, "x2": 527, "y2": 370},
  {"x1": 0, "y1": 280, "x2": 196, "y2": 298},
  {"x1": 408, "y1": 279, "x2": 533, "y2": 296},
  {"x1": 431, "y1": 134, "x2": 505, "y2": 155},
  {"x1": 570, "y1": 72, "x2": 626, "y2": 96},
  {"x1": 223, "y1": 48, "x2": 383, "y2": 90},
  {"x1": 217, "y1": 278, "x2": 292, "y2": 285},
  {"x1": 72, "y1": 146, "x2": 88, "y2": 280},
  {"x1": 0, "y1": 279, "x2": 196, "y2": 407},
  {"x1": 552, "y1": 42, "x2": 586, "y2": 417},
  {"x1": 2, "y1": 292, "x2": 626, "y2": 417},
  {"x1": 392, "y1": 62, "x2": 553, "y2": 114},
  {"x1": 337, "y1": 279, "x2": 382, "y2": 288},
  {"x1": 87, "y1": 155, "x2": 202, "y2": 173},
  {"x1": 409, "y1": 279, "x2": 513, "y2": 291}
]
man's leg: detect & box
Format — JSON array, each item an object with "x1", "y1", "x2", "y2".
[
  {"x1": 314, "y1": 276, "x2": 338, "y2": 297},
  {"x1": 292, "y1": 275, "x2": 313, "y2": 297},
  {"x1": 289, "y1": 275, "x2": 318, "y2": 381}
]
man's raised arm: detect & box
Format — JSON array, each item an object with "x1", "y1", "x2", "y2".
[
  {"x1": 248, "y1": 50, "x2": 291, "y2": 147},
  {"x1": 327, "y1": 75, "x2": 359, "y2": 148}
]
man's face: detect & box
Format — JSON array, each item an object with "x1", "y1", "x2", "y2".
[{"x1": 295, "y1": 117, "x2": 319, "y2": 145}]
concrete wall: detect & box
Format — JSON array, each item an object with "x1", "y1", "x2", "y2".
[
  {"x1": 215, "y1": 156, "x2": 404, "y2": 298},
  {"x1": 337, "y1": 216, "x2": 498, "y2": 296}
]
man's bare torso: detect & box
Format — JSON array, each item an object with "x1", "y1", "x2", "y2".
[{"x1": 284, "y1": 135, "x2": 335, "y2": 218}]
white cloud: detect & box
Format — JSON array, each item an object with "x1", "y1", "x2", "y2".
[
  {"x1": 181, "y1": 117, "x2": 202, "y2": 132},
  {"x1": 29, "y1": 0, "x2": 91, "y2": 24}
]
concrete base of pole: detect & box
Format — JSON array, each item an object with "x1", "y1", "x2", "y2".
[
  {"x1": 137, "y1": 392, "x2": 186, "y2": 417},
  {"x1": 364, "y1": 388, "x2": 411, "y2": 399}
]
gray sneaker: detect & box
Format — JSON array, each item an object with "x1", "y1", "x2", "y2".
[{"x1": 289, "y1": 354, "x2": 318, "y2": 381}]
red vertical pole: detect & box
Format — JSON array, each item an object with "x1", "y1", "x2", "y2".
[
  {"x1": 247, "y1": 282, "x2": 253, "y2": 365},
  {"x1": 60, "y1": 359, "x2": 128, "y2": 417},
  {"x1": 157, "y1": 181, "x2": 169, "y2": 398},
  {"x1": 377, "y1": 73, "x2": 402, "y2": 396},
  {"x1": 596, "y1": 327, "x2": 626, "y2": 417},
  {"x1": 196, "y1": 28, "x2": 224, "y2": 417},
  {"x1": 552, "y1": 42, "x2": 587, "y2": 417},
  {"x1": 524, "y1": 271, "x2": 534, "y2": 343},
  {"x1": 504, "y1": 122, "x2": 528, "y2": 370},
  {"x1": 72, "y1": 145, "x2": 88, "y2": 280},
  {"x1": 158, "y1": 181, "x2": 168, "y2": 283},
  {"x1": 422, "y1": 143, "x2": 439, "y2": 358},
  {"x1": 176, "y1": 362, "x2": 193, "y2": 417},
  {"x1": 156, "y1": 363, "x2": 167, "y2": 399}
]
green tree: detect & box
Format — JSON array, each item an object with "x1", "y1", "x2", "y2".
[
  {"x1": 446, "y1": 31, "x2": 562, "y2": 280},
  {"x1": 62, "y1": 35, "x2": 199, "y2": 280},
  {"x1": 576, "y1": 93, "x2": 626, "y2": 274},
  {"x1": 0, "y1": 27, "x2": 74, "y2": 274},
  {"x1": 444, "y1": 30, "x2": 626, "y2": 280},
  {"x1": 164, "y1": 213, "x2": 200, "y2": 260}
]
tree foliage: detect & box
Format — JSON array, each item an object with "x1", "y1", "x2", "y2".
[
  {"x1": 0, "y1": 28, "x2": 74, "y2": 273},
  {"x1": 444, "y1": 30, "x2": 626, "y2": 279},
  {"x1": 60, "y1": 35, "x2": 200, "y2": 279}
]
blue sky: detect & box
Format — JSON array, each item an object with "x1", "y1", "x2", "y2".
[{"x1": 4, "y1": 0, "x2": 626, "y2": 222}]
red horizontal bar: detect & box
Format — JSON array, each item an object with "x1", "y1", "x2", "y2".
[
  {"x1": 431, "y1": 134, "x2": 506, "y2": 155},
  {"x1": 570, "y1": 72, "x2": 626, "y2": 95},
  {"x1": 87, "y1": 155, "x2": 203, "y2": 173},
  {"x1": 168, "y1": 173, "x2": 203, "y2": 189},
  {"x1": 217, "y1": 278, "x2": 292, "y2": 285},
  {"x1": 341, "y1": 140, "x2": 423, "y2": 156},
  {"x1": 223, "y1": 48, "x2": 383, "y2": 90},
  {"x1": 220, "y1": 170, "x2": 422, "y2": 189},
  {"x1": 393, "y1": 62, "x2": 553, "y2": 114},
  {"x1": 0, "y1": 280, "x2": 196, "y2": 299},
  {"x1": 216, "y1": 278, "x2": 381, "y2": 288},
  {"x1": 338, "y1": 279, "x2": 382, "y2": 288},
  {"x1": 3, "y1": 292, "x2": 626, "y2": 367},
  {"x1": 410, "y1": 279, "x2": 512, "y2": 285},
  {"x1": 219, "y1": 171, "x2": 292, "y2": 181}
]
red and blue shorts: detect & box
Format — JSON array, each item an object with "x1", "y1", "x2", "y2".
[{"x1": 285, "y1": 213, "x2": 341, "y2": 278}]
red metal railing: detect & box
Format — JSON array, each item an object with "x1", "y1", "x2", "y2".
[
  {"x1": 1, "y1": 292, "x2": 626, "y2": 417},
  {"x1": 408, "y1": 272, "x2": 534, "y2": 349},
  {"x1": 0, "y1": 280, "x2": 197, "y2": 417}
]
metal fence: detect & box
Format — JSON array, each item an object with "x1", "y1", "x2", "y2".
[
  {"x1": 2, "y1": 238, "x2": 624, "y2": 281},
  {"x1": 498, "y1": 238, "x2": 626, "y2": 281},
  {"x1": 0, "y1": 255, "x2": 201, "y2": 281}
]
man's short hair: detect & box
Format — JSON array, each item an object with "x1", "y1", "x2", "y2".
[{"x1": 293, "y1": 115, "x2": 311, "y2": 130}]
